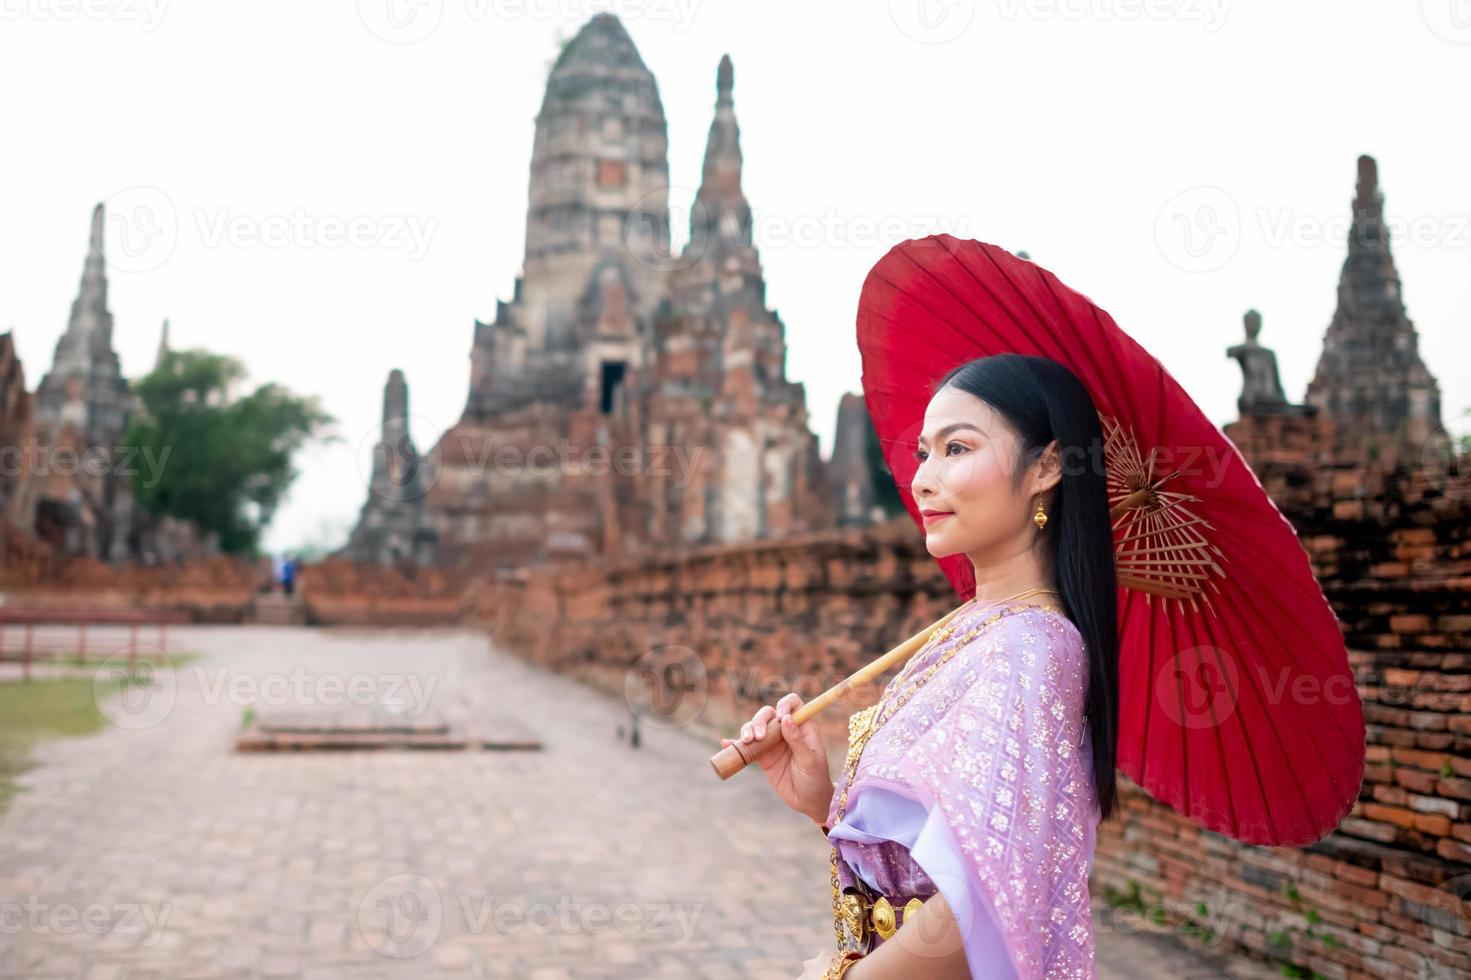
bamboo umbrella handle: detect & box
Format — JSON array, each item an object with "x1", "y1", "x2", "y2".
[{"x1": 708, "y1": 602, "x2": 972, "y2": 780}]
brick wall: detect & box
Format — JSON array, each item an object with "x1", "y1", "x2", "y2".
[
  {"x1": 0, "y1": 544, "x2": 264, "y2": 622},
  {"x1": 0, "y1": 551, "x2": 482, "y2": 627},
  {"x1": 471, "y1": 417, "x2": 1471, "y2": 979},
  {"x1": 465, "y1": 517, "x2": 961, "y2": 753},
  {"x1": 5, "y1": 412, "x2": 1464, "y2": 976},
  {"x1": 300, "y1": 558, "x2": 477, "y2": 626}
]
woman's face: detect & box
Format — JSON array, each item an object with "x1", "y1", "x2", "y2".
[{"x1": 910, "y1": 384, "x2": 1058, "y2": 560}]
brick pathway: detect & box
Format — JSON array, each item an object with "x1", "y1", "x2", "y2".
[{"x1": 0, "y1": 626, "x2": 1263, "y2": 979}]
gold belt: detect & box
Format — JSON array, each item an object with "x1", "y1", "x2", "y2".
[{"x1": 838, "y1": 887, "x2": 927, "y2": 947}]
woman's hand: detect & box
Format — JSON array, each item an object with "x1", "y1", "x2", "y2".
[{"x1": 721, "y1": 692, "x2": 834, "y2": 825}]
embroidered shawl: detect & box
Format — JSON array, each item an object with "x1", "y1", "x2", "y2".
[{"x1": 825, "y1": 604, "x2": 1101, "y2": 979}]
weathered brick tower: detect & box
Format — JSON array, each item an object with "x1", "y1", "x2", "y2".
[
  {"x1": 1303, "y1": 154, "x2": 1444, "y2": 466},
  {"x1": 621, "y1": 53, "x2": 828, "y2": 547},
  {"x1": 338, "y1": 369, "x2": 438, "y2": 566},
  {"x1": 18, "y1": 204, "x2": 136, "y2": 560},
  {"x1": 826, "y1": 392, "x2": 886, "y2": 528},
  {"x1": 419, "y1": 15, "x2": 832, "y2": 571},
  {"x1": 0, "y1": 332, "x2": 35, "y2": 532}
]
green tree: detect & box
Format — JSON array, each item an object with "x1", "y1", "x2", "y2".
[{"x1": 126, "y1": 349, "x2": 336, "y2": 556}]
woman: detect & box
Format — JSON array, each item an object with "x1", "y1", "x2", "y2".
[{"x1": 721, "y1": 354, "x2": 1120, "y2": 979}]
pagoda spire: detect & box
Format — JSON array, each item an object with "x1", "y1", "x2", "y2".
[
  {"x1": 382, "y1": 368, "x2": 411, "y2": 454},
  {"x1": 28, "y1": 202, "x2": 133, "y2": 560},
  {"x1": 59, "y1": 203, "x2": 114, "y2": 369},
  {"x1": 367, "y1": 368, "x2": 429, "y2": 504},
  {"x1": 1342, "y1": 155, "x2": 1401, "y2": 318},
  {"x1": 1304, "y1": 155, "x2": 1442, "y2": 460},
  {"x1": 339, "y1": 368, "x2": 438, "y2": 565},
  {"x1": 154, "y1": 317, "x2": 171, "y2": 371},
  {"x1": 689, "y1": 54, "x2": 753, "y2": 254},
  {"x1": 33, "y1": 202, "x2": 127, "y2": 439}
]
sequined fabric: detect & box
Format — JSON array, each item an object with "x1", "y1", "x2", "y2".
[{"x1": 825, "y1": 604, "x2": 1100, "y2": 979}]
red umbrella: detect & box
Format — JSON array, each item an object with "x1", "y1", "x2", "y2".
[{"x1": 856, "y1": 234, "x2": 1364, "y2": 847}]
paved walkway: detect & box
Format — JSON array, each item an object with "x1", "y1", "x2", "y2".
[{"x1": 0, "y1": 626, "x2": 1262, "y2": 979}]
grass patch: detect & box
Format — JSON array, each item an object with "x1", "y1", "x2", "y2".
[{"x1": 0, "y1": 673, "x2": 137, "y2": 813}]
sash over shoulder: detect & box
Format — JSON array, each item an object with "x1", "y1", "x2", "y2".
[{"x1": 826, "y1": 605, "x2": 1100, "y2": 980}]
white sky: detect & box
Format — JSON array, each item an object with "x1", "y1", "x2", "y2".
[{"x1": 2, "y1": 0, "x2": 1468, "y2": 554}]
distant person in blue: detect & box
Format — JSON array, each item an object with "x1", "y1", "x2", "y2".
[{"x1": 280, "y1": 554, "x2": 296, "y2": 597}]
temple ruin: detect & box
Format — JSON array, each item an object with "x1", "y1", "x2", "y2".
[{"x1": 404, "y1": 15, "x2": 835, "y2": 570}]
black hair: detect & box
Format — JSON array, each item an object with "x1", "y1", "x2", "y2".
[{"x1": 934, "y1": 353, "x2": 1120, "y2": 821}]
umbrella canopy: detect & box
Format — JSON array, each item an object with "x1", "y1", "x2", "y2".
[{"x1": 856, "y1": 234, "x2": 1364, "y2": 846}]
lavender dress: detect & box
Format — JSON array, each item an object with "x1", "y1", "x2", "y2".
[{"x1": 825, "y1": 604, "x2": 1101, "y2": 979}]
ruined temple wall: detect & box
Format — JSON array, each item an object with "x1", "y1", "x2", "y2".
[
  {"x1": 464, "y1": 517, "x2": 952, "y2": 751},
  {"x1": 1085, "y1": 413, "x2": 1471, "y2": 979},
  {"x1": 0, "y1": 554, "x2": 265, "y2": 622},
  {"x1": 470, "y1": 412, "x2": 1471, "y2": 979}
]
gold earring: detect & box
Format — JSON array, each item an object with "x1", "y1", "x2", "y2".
[{"x1": 1033, "y1": 501, "x2": 1048, "y2": 529}]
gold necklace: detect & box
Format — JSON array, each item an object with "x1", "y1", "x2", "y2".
[{"x1": 827, "y1": 585, "x2": 1059, "y2": 950}]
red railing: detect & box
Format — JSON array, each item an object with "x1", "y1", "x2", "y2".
[{"x1": 0, "y1": 608, "x2": 190, "y2": 682}]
